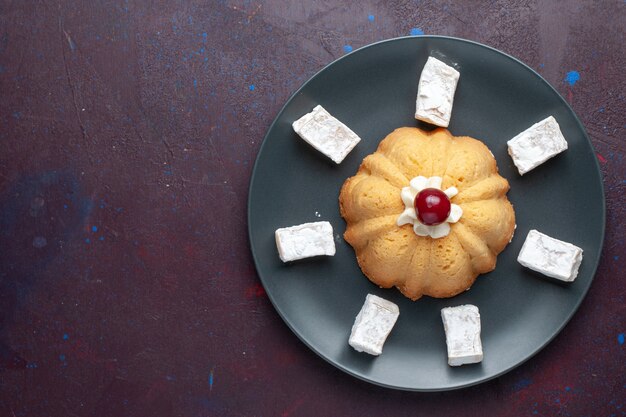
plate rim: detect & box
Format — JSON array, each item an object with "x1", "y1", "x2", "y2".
[{"x1": 247, "y1": 35, "x2": 607, "y2": 391}]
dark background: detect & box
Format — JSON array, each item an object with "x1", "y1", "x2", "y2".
[{"x1": 1, "y1": 1, "x2": 624, "y2": 416}]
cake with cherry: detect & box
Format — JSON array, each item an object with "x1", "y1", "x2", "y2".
[{"x1": 339, "y1": 127, "x2": 516, "y2": 300}]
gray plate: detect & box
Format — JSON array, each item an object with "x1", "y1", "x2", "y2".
[{"x1": 247, "y1": 36, "x2": 605, "y2": 391}]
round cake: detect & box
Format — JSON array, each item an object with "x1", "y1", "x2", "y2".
[{"x1": 339, "y1": 127, "x2": 516, "y2": 300}]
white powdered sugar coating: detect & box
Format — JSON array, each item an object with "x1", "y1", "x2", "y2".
[
  {"x1": 507, "y1": 116, "x2": 568, "y2": 175},
  {"x1": 441, "y1": 305, "x2": 483, "y2": 366},
  {"x1": 349, "y1": 294, "x2": 399, "y2": 356},
  {"x1": 415, "y1": 56, "x2": 460, "y2": 127},
  {"x1": 517, "y1": 229, "x2": 583, "y2": 282},
  {"x1": 292, "y1": 105, "x2": 361, "y2": 164},
  {"x1": 275, "y1": 221, "x2": 336, "y2": 262}
]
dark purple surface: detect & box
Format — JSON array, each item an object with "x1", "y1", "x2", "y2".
[{"x1": 0, "y1": 1, "x2": 624, "y2": 416}]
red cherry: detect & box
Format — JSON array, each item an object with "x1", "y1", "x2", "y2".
[{"x1": 414, "y1": 188, "x2": 451, "y2": 226}]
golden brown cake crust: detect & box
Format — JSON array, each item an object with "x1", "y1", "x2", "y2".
[{"x1": 339, "y1": 127, "x2": 516, "y2": 300}]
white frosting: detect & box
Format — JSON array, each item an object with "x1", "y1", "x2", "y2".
[
  {"x1": 349, "y1": 294, "x2": 399, "y2": 356},
  {"x1": 517, "y1": 229, "x2": 583, "y2": 282},
  {"x1": 507, "y1": 116, "x2": 568, "y2": 175},
  {"x1": 415, "y1": 57, "x2": 460, "y2": 127},
  {"x1": 396, "y1": 176, "x2": 463, "y2": 239},
  {"x1": 441, "y1": 305, "x2": 483, "y2": 366},
  {"x1": 292, "y1": 105, "x2": 361, "y2": 164},
  {"x1": 275, "y1": 221, "x2": 336, "y2": 262}
]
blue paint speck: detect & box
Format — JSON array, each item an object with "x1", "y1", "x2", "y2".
[
  {"x1": 193, "y1": 79, "x2": 198, "y2": 88},
  {"x1": 209, "y1": 369, "x2": 214, "y2": 390},
  {"x1": 615, "y1": 255, "x2": 620, "y2": 261},
  {"x1": 249, "y1": 84, "x2": 255, "y2": 91},
  {"x1": 410, "y1": 27, "x2": 424, "y2": 36},
  {"x1": 85, "y1": 238, "x2": 91, "y2": 244},
  {"x1": 91, "y1": 225, "x2": 98, "y2": 232},
  {"x1": 99, "y1": 236, "x2": 105, "y2": 241},
  {"x1": 32, "y1": 236, "x2": 47, "y2": 248},
  {"x1": 343, "y1": 45, "x2": 353, "y2": 53},
  {"x1": 59, "y1": 354, "x2": 66, "y2": 361},
  {"x1": 63, "y1": 333, "x2": 69, "y2": 340},
  {"x1": 63, "y1": 204, "x2": 68, "y2": 209},
  {"x1": 565, "y1": 386, "x2": 571, "y2": 392},
  {"x1": 565, "y1": 70, "x2": 580, "y2": 86},
  {"x1": 618, "y1": 333, "x2": 625, "y2": 345},
  {"x1": 512, "y1": 378, "x2": 533, "y2": 392},
  {"x1": 368, "y1": 14, "x2": 375, "y2": 22}
]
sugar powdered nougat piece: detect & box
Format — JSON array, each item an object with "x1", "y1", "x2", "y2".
[
  {"x1": 507, "y1": 116, "x2": 568, "y2": 175},
  {"x1": 275, "y1": 221, "x2": 336, "y2": 262},
  {"x1": 441, "y1": 305, "x2": 483, "y2": 366},
  {"x1": 517, "y1": 229, "x2": 583, "y2": 282},
  {"x1": 292, "y1": 105, "x2": 361, "y2": 164},
  {"x1": 349, "y1": 294, "x2": 400, "y2": 356},
  {"x1": 415, "y1": 56, "x2": 460, "y2": 127}
]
